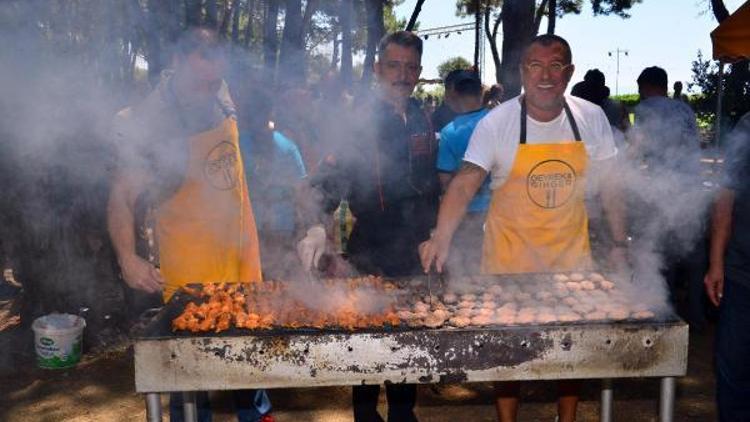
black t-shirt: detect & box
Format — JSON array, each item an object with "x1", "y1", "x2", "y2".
[
  {"x1": 722, "y1": 112, "x2": 750, "y2": 285},
  {"x1": 314, "y1": 97, "x2": 439, "y2": 277}
]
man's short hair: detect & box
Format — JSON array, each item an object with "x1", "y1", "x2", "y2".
[
  {"x1": 444, "y1": 68, "x2": 467, "y2": 89},
  {"x1": 584, "y1": 69, "x2": 606, "y2": 87},
  {"x1": 175, "y1": 27, "x2": 224, "y2": 59},
  {"x1": 452, "y1": 70, "x2": 482, "y2": 97},
  {"x1": 377, "y1": 31, "x2": 423, "y2": 60},
  {"x1": 637, "y1": 66, "x2": 668, "y2": 90},
  {"x1": 523, "y1": 34, "x2": 572, "y2": 64}
]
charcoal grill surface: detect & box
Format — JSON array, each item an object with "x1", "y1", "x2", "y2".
[{"x1": 135, "y1": 278, "x2": 688, "y2": 393}]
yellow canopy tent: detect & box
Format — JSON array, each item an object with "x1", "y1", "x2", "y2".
[{"x1": 710, "y1": 0, "x2": 750, "y2": 145}]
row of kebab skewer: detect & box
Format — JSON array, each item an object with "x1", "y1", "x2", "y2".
[{"x1": 171, "y1": 273, "x2": 658, "y2": 333}]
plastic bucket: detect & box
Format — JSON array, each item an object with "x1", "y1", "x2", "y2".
[{"x1": 31, "y1": 313, "x2": 86, "y2": 369}]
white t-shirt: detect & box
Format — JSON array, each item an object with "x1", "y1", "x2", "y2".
[{"x1": 464, "y1": 94, "x2": 617, "y2": 189}]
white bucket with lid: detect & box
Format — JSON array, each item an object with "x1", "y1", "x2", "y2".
[{"x1": 31, "y1": 313, "x2": 86, "y2": 369}]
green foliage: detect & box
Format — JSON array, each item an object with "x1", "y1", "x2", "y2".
[
  {"x1": 689, "y1": 50, "x2": 750, "y2": 129},
  {"x1": 590, "y1": 0, "x2": 643, "y2": 17},
  {"x1": 437, "y1": 56, "x2": 472, "y2": 80},
  {"x1": 611, "y1": 93, "x2": 640, "y2": 108}
]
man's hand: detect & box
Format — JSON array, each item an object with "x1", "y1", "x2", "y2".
[
  {"x1": 419, "y1": 236, "x2": 450, "y2": 274},
  {"x1": 119, "y1": 254, "x2": 164, "y2": 294},
  {"x1": 297, "y1": 225, "x2": 327, "y2": 271},
  {"x1": 704, "y1": 265, "x2": 724, "y2": 307}
]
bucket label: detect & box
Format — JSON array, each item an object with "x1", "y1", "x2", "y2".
[{"x1": 35, "y1": 334, "x2": 83, "y2": 369}]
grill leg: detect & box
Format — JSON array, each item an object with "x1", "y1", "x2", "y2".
[
  {"x1": 145, "y1": 393, "x2": 162, "y2": 422},
  {"x1": 659, "y1": 377, "x2": 676, "y2": 422},
  {"x1": 183, "y1": 391, "x2": 198, "y2": 422},
  {"x1": 600, "y1": 379, "x2": 613, "y2": 422}
]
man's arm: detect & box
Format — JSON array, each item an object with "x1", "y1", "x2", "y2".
[
  {"x1": 705, "y1": 188, "x2": 734, "y2": 306},
  {"x1": 107, "y1": 168, "x2": 164, "y2": 293},
  {"x1": 419, "y1": 161, "x2": 487, "y2": 272},
  {"x1": 438, "y1": 172, "x2": 454, "y2": 193},
  {"x1": 596, "y1": 156, "x2": 629, "y2": 272}
]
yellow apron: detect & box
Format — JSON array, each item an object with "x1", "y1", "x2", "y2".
[
  {"x1": 157, "y1": 117, "x2": 262, "y2": 299},
  {"x1": 481, "y1": 99, "x2": 592, "y2": 274}
]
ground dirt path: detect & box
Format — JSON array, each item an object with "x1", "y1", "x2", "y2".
[{"x1": 0, "y1": 322, "x2": 717, "y2": 422}]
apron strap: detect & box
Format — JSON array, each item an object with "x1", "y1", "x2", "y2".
[
  {"x1": 520, "y1": 98, "x2": 528, "y2": 144},
  {"x1": 563, "y1": 101, "x2": 583, "y2": 142},
  {"x1": 519, "y1": 97, "x2": 582, "y2": 143}
]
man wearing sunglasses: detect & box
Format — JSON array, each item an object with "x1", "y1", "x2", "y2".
[{"x1": 420, "y1": 34, "x2": 626, "y2": 422}]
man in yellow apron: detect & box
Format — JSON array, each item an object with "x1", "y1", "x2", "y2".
[
  {"x1": 108, "y1": 29, "x2": 261, "y2": 301},
  {"x1": 420, "y1": 34, "x2": 627, "y2": 422},
  {"x1": 108, "y1": 28, "x2": 268, "y2": 422}
]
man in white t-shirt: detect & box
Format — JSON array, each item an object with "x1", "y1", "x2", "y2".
[{"x1": 420, "y1": 34, "x2": 627, "y2": 422}]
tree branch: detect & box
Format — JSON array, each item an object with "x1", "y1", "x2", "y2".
[{"x1": 405, "y1": 0, "x2": 427, "y2": 31}]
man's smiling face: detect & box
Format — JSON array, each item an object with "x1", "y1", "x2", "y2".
[{"x1": 521, "y1": 42, "x2": 575, "y2": 115}]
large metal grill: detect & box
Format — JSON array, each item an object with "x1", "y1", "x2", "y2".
[{"x1": 134, "y1": 276, "x2": 688, "y2": 422}]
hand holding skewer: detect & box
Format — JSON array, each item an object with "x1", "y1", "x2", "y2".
[{"x1": 419, "y1": 233, "x2": 450, "y2": 274}]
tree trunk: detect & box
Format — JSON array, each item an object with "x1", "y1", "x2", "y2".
[
  {"x1": 244, "y1": 0, "x2": 256, "y2": 48},
  {"x1": 340, "y1": 0, "x2": 353, "y2": 86},
  {"x1": 146, "y1": 0, "x2": 181, "y2": 85},
  {"x1": 710, "y1": 0, "x2": 730, "y2": 22},
  {"x1": 500, "y1": 0, "x2": 535, "y2": 97},
  {"x1": 205, "y1": 0, "x2": 218, "y2": 27},
  {"x1": 279, "y1": 0, "x2": 304, "y2": 84},
  {"x1": 484, "y1": 7, "x2": 502, "y2": 84},
  {"x1": 405, "y1": 0, "x2": 426, "y2": 31},
  {"x1": 231, "y1": 0, "x2": 241, "y2": 44},
  {"x1": 474, "y1": 0, "x2": 481, "y2": 73},
  {"x1": 331, "y1": 26, "x2": 340, "y2": 70},
  {"x1": 219, "y1": 0, "x2": 234, "y2": 36},
  {"x1": 185, "y1": 0, "x2": 203, "y2": 26},
  {"x1": 547, "y1": 0, "x2": 556, "y2": 34},
  {"x1": 263, "y1": 0, "x2": 280, "y2": 76},
  {"x1": 533, "y1": 0, "x2": 548, "y2": 35},
  {"x1": 362, "y1": 0, "x2": 384, "y2": 86}
]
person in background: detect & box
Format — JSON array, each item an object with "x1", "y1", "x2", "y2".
[
  {"x1": 704, "y1": 111, "x2": 750, "y2": 422},
  {"x1": 631, "y1": 66, "x2": 708, "y2": 331},
  {"x1": 431, "y1": 69, "x2": 464, "y2": 132},
  {"x1": 673, "y1": 81, "x2": 689, "y2": 103},
  {"x1": 304, "y1": 30, "x2": 438, "y2": 422},
  {"x1": 482, "y1": 83, "x2": 504, "y2": 109},
  {"x1": 436, "y1": 70, "x2": 490, "y2": 274},
  {"x1": 420, "y1": 34, "x2": 626, "y2": 422},
  {"x1": 108, "y1": 27, "x2": 270, "y2": 422},
  {"x1": 573, "y1": 69, "x2": 630, "y2": 133},
  {"x1": 236, "y1": 82, "x2": 307, "y2": 281}
]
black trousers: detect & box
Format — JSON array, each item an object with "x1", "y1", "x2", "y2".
[{"x1": 352, "y1": 384, "x2": 417, "y2": 422}]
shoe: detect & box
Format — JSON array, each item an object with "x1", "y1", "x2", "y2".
[{"x1": 259, "y1": 414, "x2": 275, "y2": 422}]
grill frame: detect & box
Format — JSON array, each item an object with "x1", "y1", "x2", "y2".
[{"x1": 135, "y1": 318, "x2": 687, "y2": 392}]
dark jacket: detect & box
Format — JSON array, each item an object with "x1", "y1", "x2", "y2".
[{"x1": 314, "y1": 97, "x2": 439, "y2": 277}]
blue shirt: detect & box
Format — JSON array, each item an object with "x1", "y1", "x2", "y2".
[
  {"x1": 239, "y1": 130, "x2": 307, "y2": 234},
  {"x1": 437, "y1": 108, "x2": 491, "y2": 213}
]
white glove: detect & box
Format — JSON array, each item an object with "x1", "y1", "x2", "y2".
[{"x1": 297, "y1": 225, "x2": 327, "y2": 271}]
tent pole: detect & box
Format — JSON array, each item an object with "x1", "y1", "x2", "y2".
[
  {"x1": 716, "y1": 62, "x2": 725, "y2": 149},
  {"x1": 713, "y1": 61, "x2": 725, "y2": 174}
]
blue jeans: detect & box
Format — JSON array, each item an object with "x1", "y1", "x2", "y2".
[
  {"x1": 169, "y1": 389, "x2": 271, "y2": 422},
  {"x1": 716, "y1": 278, "x2": 750, "y2": 422}
]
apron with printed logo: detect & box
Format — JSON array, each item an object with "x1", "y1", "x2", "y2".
[
  {"x1": 481, "y1": 99, "x2": 592, "y2": 274},
  {"x1": 156, "y1": 117, "x2": 262, "y2": 299}
]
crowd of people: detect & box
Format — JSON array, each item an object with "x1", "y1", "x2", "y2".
[{"x1": 107, "y1": 26, "x2": 750, "y2": 422}]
